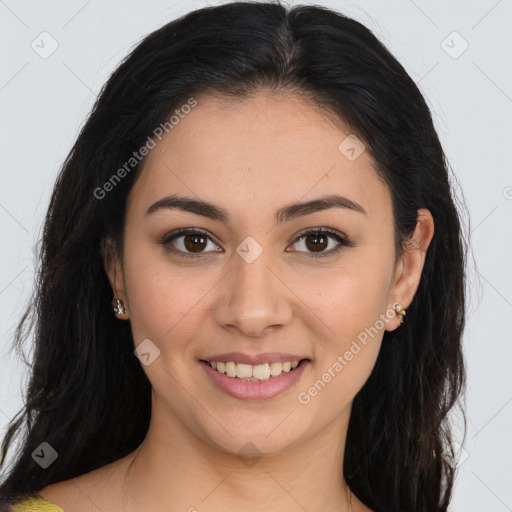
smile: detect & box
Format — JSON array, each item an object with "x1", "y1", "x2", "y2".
[
  {"x1": 200, "y1": 358, "x2": 311, "y2": 401},
  {"x1": 203, "y1": 360, "x2": 304, "y2": 381}
]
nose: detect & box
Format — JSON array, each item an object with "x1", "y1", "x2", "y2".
[{"x1": 213, "y1": 246, "x2": 293, "y2": 338}]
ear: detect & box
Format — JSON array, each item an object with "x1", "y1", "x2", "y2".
[
  {"x1": 100, "y1": 236, "x2": 129, "y2": 320},
  {"x1": 386, "y1": 208, "x2": 434, "y2": 331}
]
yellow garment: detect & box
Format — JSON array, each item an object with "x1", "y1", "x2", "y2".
[{"x1": 10, "y1": 495, "x2": 64, "y2": 512}]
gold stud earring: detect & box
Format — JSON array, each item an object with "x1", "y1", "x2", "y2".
[
  {"x1": 394, "y1": 303, "x2": 406, "y2": 324},
  {"x1": 113, "y1": 298, "x2": 127, "y2": 317}
]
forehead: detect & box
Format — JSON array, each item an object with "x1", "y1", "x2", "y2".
[{"x1": 128, "y1": 92, "x2": 392, "y2": 223}]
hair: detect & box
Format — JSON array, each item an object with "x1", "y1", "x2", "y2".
[{"x1": 0, "y1": 2, "x2": 468, "y2": 511}]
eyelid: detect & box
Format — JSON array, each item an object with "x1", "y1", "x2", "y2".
[
  {"x1": 287, "y1": 227, "x2": 355, "y2": 257},
  {"x1": 160, "y1": 226, "x2": 354, "y2": 258},
  {"x1": 161, "y1": 227, "x2": 218, "y2": 244},
  {"x1": 160, "y1": 228, "x2": 221, "y2": 259},
  {"x1": 291, "y1": 226, "x2": 350, "y2": 244}
]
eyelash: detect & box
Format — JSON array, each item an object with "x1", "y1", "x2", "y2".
[{"x1": 160, "y1": 227, "x2": 355, "y2": 260}]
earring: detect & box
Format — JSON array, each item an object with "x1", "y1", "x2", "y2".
[
  {"x1": 394, "y1": 303, "x2": 406, "y2": 324},
  {"x1": 113, "y1": 298, "x2": 127, "y2": 317}
]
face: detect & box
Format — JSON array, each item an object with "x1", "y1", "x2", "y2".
[{"x1": 107, "y1": 91, "x2": 429, "y2": 458}]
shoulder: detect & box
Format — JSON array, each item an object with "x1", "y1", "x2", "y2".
[
  {"x1": 36, "y1": 475, "x2": 108, "y2": 512},
  {"x1": 10, "y1": 495, "x2": 64, "y2": 512},
  {"x1": 37, "y1": 451, "x2": 137, "y2": 512}
]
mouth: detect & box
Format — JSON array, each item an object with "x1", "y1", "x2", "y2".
[
  {"x1": 199, "y1": 356, "x2": 311, "y2": 401},
  {"x1": 200, "y1": 358, "x2": 310, "y2": 382}
]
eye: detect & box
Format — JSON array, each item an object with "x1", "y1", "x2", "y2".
[
  {"x1": 287, "y1": 228, "x2": 355, "y2": 258},
  {"x1": 161, "y1": 228, "x2": 222, "y2": 259},
  {"x1": 160, "y1": 227, "x2": 355, "y2": 259}
]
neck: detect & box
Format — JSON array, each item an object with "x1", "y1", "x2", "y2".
[{"x1": 120, "y1": 398, "x2": 362, "y2": 512}]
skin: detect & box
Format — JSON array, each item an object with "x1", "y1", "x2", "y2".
[{"x1": 40, "y1": 91, "x2": 434, "y2": 512}]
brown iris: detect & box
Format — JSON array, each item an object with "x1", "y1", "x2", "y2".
[
  {"x1": 183, "y1": 233, "x2": 208, "y2": 253},
  {"x1": 304, "y1": 232, "x2": 328, "y2": 252}
]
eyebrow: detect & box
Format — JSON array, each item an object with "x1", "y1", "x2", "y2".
[{"x1": 145, "y1": 193, "x2": 367, "y2": 223}]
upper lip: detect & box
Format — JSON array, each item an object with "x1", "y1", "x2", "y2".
[{"x1": 200, "y1": 352, "x2": 310, "y2": 365}]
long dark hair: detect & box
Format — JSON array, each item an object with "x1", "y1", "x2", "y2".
[{"x1": 0, "y1": 2, "x2": 467, "y2": 510}]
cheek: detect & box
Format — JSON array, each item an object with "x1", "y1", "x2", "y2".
[
  {"x1": 122, "y1": 240, "x2": 214, "y2": 344},
  {"x1": 299, "y1": 282, "x2": 386, "y2": 416},
  {"x1": 301, "y1": 251, "x2": 394, "y2": 392},
  {"x1": 307, "y1": 254, "x2": 394, "y2": 342}
]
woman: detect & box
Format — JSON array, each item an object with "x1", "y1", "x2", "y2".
[{"x1": 0, "y1": 1, "x2": 467, "y2": 511}]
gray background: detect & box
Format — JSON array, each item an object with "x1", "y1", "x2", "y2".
[{"x1": 1, "y1": 0, "x2": 511, "y2": 509}]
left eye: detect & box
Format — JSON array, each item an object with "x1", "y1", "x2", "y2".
[
  {"x1": 161, "y1": 228, "x2": 353, "y2": 259},
  {"x1": 288, "y1": 229, "x2": 351, "y2": 257}
]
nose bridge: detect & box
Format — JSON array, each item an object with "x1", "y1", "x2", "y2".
[{"x1": 214, "y1": 237, "x2": 292, "y2": 336}]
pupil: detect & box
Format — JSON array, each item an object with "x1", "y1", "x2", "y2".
[
  {"x1": 185, "y1": 234, "x2": 206, "y2": 252},
  {"x1": 306, "y1": 234, "x2": 327, "y2": 252}
]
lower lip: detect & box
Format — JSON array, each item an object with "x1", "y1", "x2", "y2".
[{"x1": 200, "y1": 360, "x2": 310, "y2": 401}]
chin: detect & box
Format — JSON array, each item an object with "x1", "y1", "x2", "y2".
[{"x1": 197, "y1": 417, "x2": 307, "y2": 459}]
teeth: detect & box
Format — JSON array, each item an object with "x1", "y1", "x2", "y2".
[
  {"x1": 236, "y1": 363, "x2": 253, "y2": 379},
  {"x1": 207, "y1": 360, "x2": 302, "y2": 381},
  {"x1": 225, "y1": 361, "x2": 236, "y2": 378},
  {"x1": 253, "y1": 363, "x2": 270, "y2": 380},
  {"x1": 269, "y1": 362, "x2": 282, "y2": 376}
]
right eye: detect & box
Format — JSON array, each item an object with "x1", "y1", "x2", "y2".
[{"x1": 160, "y1": 228, "x2": 223, "y2": 259}]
